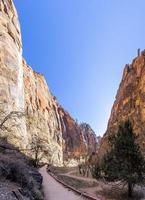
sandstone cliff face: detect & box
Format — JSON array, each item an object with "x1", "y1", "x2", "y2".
[
  {"x1": 79, "y1": 123, "x2": 100, "y2": 154},
  {"x1": 0, "y1": 0, "x2": 27, "y2": 148},
  {"x1": 99, "y1": 51, "x2": 145, "y2": 158},
  {"x1": 0, "y1": 0, "x2": 98, "y2": 166},
  {"x1": 23, "y1": 61, "x2": 64, "y2": 166},
  {"x1": 60, "y1": 116, "x2": 99, "y2": 166},
  {"x1": 23, "y1": 61, "x2": 98, "y2": 166}
]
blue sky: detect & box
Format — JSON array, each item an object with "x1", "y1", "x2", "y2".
[{"x1": 14, "y1": 0, "x2": 145, "y2": 136}]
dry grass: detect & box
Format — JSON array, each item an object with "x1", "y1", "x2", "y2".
[
  {"x1": 51, "y1": 166, "x2": 98, "y2": 189},
  {"x1": 51, "y1": 166, "x2": 77, "y2": 175},
  {"x1": 96, "y1": 187, "x2": 144, "y2": 200},
  {"x1": 94, "y1": 181, "x2": 145, "y2": 200},
  {"x1": 51, "y1": 167, "x2": 145, "y2": 199},
  {"x1": 57, "y1": 174, "x2": 98, "y2": 189}
]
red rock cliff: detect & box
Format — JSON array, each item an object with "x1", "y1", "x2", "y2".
[
  {"x1": 99, "y1": 50, "x2": 145, "y2": 158},
  {"x1": 23, "y1": 61, "x2": 98, "y2": 166}
]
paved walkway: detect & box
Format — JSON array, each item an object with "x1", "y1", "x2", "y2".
[{"x1": 39, "y1": 166, "x2": 86, "y2": 200}]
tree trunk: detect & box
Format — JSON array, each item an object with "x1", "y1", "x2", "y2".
[
  {"x1": 78, "y1": 165, "x2": 82, "y2": 174},
  {"x1": 34, "y1": 150, "x2": 38, "y2": 167},
  {"x1": 128, "y1": 182, "x2": 133, "y2": 197}
]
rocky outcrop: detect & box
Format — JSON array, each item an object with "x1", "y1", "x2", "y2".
[
  {"x1": 0, "y1": 139, "x2": 43, "y2": 200},
  {"x1": 99, "y1": 50, "x2": 145, "y2": 158}
]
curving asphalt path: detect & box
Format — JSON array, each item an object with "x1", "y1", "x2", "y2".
[{"x1": 39, "y1": 166, "x2": 86, "y2": 200}]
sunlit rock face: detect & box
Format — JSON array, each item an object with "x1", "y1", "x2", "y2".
[
  {"x1": 99, "y1": 51, "x2": 145, "y2": 158},
  {"x1": 79, "y1": 123, "x2": 101, "y2": 153},
  {"x1": 23, "y1": 62, "x2": 64, "y2": 166},
  {"x1": 0, "y1": 0, "x2": 27, "y2": 148},
  {"x1": 23, "y1": 62, "x2": 99, "y2": 166},
  {"x1": 0, "y1": 0, "x2": 98, "y2": 166}
]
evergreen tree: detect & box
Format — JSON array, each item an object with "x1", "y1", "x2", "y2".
[
  {"x1": 101, "y1": 120, "x2": 145, "y2": 197},
  {"x1": 92, "y1": 163, "x2": 101, "y2": 179}
]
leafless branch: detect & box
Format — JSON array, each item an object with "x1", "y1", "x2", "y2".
[{"x1": 0, "y1": 111, "x2": 25, "y2": 130}]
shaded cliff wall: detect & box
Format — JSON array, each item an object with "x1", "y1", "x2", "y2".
[
  {"x1": 99, "y1": 50, "x2": 145, "y2": 158},
  {"x1": 59, "y1": 112, "x2": 98, "y2": 166}
]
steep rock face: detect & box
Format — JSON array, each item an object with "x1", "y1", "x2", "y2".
[
  {"x1": 0, "y1": 0, "x2": 98, "y2": 166},
  {"x1": 0, "y1": 0, "x2": 27, "y2": 148},
  {"x1": 23, "y1": 61, "x2": 64, "y2": 166},
  {"x1": 60, "y1": 114, "x2": 99, "y2": 165},
  {"x1": 58, "y1": 113, "x2": 100, "y2": 166},
  {"x1": 23, "y1": 61, "x2": 98, "y2": 166},
  {"x1": 79, "y1": 123, "x2": 100, "y2": 154},
  {"x1": 99, "y1": 51, "x2": 145, "y2": 158}
]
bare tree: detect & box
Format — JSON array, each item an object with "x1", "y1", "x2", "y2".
[
  {"x1": 78, "y1": 152, "x2": 98, "y2": 177},
  {"x1": 30, "y1": 134, "x2": 47, "y2": 167},
  {"x1": 0, "y1": 109, "x2": 25, "y2": 150},
  {"x1": 0, "y1": 111, "x2": 25, "y2": 132},
  {"x1": 27, "y1": 114, "x2": 61, "y2": 166},
  {"x1": 0, "y1": 110, "x2": 25, "y2": 149},
  {"x1": 30, "y1": 134, "x2": 58, "y2": 167}
]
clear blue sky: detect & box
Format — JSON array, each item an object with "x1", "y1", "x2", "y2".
[{"x1": 14, "y1": 0, "x2": 145, "y2": 136}]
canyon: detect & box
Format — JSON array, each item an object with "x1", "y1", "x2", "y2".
[
  {"x1": 4, "y1": 0, "x2": 145, "y2": 168},
  {"x1": 0, "y1": 0, "x2": 99, "y2": 166}
]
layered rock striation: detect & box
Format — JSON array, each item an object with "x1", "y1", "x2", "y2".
[
  {"x1": 99, "y1": 50, "x2": 145, "y2": 158},
  {"x1": 0, "y1": 0, "x2": 98, "y2": 166}
]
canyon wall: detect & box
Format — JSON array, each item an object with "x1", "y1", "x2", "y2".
[
  {"x1": 99, "y1": 50, "x2": 145, "y2": 158},
  {"x1": 23, "y1": 61, "x2": 98, "y2": 166},
  {"x1": 23, "y1": 61, "x2": 64, "y2": 166},
  {"x1": 0, "y1": 0, "x2": 27, "y2": 148},
  {"x1": 0, "y1": 0, "x2": 98, "y2": 166}
]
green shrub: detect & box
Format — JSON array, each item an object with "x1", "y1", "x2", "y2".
[{"x1": 92, "y1": 164, "x2": 101, "y2": 179}]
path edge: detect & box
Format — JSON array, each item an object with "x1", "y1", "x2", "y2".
[{"x1": 48, "y1": 171, "x2": 100, "y2": 200}]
